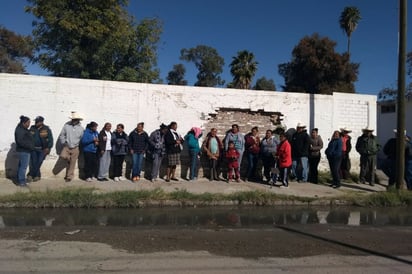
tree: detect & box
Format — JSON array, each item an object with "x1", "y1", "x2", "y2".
[
  {"x1": 26, "y1": 0, "x2": 162, "y2": 83},
  {"x1": 278, "y1": 33, "x2": 359, "y2": 94},
  {"x1": 180, "y1": 45, "x2": 225, "y2": 87},
  {"x1": 229, "y1": 50, "x2": 258, "y2": 89},
  {"x1": 253, "y1": 77, "x2": 276, "y2": 91},
  {"x1": 379, "y1": 50, "x2": 412, "y2": 100},
  {"x1": 339, "y1": 6, "x2": 361, "y2": 55},
  {"x1": 0, "y1": 26, "x2": 33, "y2": 73},
  {"x1": 377, "y1": 87, "x2": 397, "y2": 101},
  {"x1": 115, "y1": 18, "x2": 162, "y2": 83},
  {"x1": 166, "y1": 64, "x2": 187, "y2": 85}
]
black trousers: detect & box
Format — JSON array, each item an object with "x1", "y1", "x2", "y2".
[
  {"x1": 308, "y1": 156, "x2": 321, "y2": 183},
  {"x1": 84, "y1": 151, "x2": 98, "y2": 179}
]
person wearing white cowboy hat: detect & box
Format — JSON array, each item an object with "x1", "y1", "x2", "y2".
[
  {"x1": 355, "y1": 125, "x2": 380, "y2": 186},
  {"x1": 340, "y1": 127, "x2": 352, "y2": 133},
  {"x1": 291, "y1": 122, "x2": 310, "y2": 182},
  {"x1": 361, "y1": 126, "x2": 374, "y2": 132},
  {"x1": 56, "y1": 111, "x2": 84, "y2": 182},
  {"x1": 339, "y1": 127, "x2": 352, "y2": 180},
  {"x1": 296, "y1": 122, "x2": 306, "y2": 128},
  {"x1": 68, "y1": 111, "x2": 84, "y2": 120}
]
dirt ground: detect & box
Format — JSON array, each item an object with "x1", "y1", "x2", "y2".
[
  {"x1": 0, "y1": 225, "x2": 412, "y2": 274},
  {"x1": 1, "y1": 225, "x2": 411, "y2": 258},
  {"x1": 1, "y1": 225, "x2": 411, "y2": 273}
]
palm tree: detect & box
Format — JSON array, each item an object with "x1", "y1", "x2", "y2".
[
  {"x1": 339, "y1": 6, "x2": 361, "y2": 55},
  {"x1": 230, "y1": 50, "x2": 258, "y2": 89}
]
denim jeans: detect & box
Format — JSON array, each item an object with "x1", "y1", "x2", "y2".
[
  {"x1": 189, "y1": 150, "x2": 200, "y2": 180},
  {"x1": 246, "y1": 153, "x2": 259, "y2": 179},
  {"x1": 29, "y1": 150, "x2": 45, "y2": 178},
  {"x1": 132, "y1": 153, "x2": 144, "y2": 177},
  {"x1": 17, "y1": 152, "x2": 30, "y2": 185},
  {"x1": 292, "y1": 156, "x2": 309, "y2": 182}
]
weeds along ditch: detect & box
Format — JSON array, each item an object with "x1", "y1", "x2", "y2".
[{"x1": 0, "y1": 187, "x2": 411, "y2": 208}]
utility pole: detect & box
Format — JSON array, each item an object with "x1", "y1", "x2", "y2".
[{"x1": 396, "y1": 0, "x2": 407, "y2": 190}]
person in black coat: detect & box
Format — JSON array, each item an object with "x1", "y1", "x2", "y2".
[
  {"x1": 14, "y1": 115, "x2": 34, "y2": 186},
  {"x1": 290, "y1": 123, "x2": 311, "y2": 182}
]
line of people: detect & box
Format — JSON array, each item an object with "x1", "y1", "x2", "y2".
[{"x1": 13, "y1": 112, "x2": 412, "y2": 189}]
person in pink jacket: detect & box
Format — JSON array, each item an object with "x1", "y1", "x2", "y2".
[{"x1": 276, "y1": 132, "x2": 292, "y2": 188}]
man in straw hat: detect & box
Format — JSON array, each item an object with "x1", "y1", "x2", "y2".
[
  {"x1": 339, "y1": 127, "x2": 352, "y2": 180},
  {"x1": 56, "y1": 111, "x2": 84, "y2": 182},
  {"x1": 355, "y1": 126, "x2": 380, "y2": 186}
]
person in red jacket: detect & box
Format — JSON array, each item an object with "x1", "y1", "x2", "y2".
[
  {"x1": 244, "y1": 126, "x2": 261, "y2": 182},
  {"x1": 225, "y1": 141, "x2": 240, "y2": 182},
  {"x1": 276, "y1": 132, "x2": 292, "y2": 188}
]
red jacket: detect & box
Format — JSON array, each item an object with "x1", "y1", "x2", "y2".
[
  {"x1": 225, "y1": 148, "x2": 240, "y2": 167},
  {"x1": 245, "y1": 133, "x2": 260, "y2": 154},
  {"x1": 276, "y1": 140, "x2": 292, "y2": 168}
]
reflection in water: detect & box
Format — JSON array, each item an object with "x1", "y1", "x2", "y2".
[{"x1": 0, "y1": 207, "x2": 411, "y2": 228}]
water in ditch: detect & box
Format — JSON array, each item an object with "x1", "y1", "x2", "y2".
[{"x1": 1, "y1": 206, "x2": 411, "y2": 228}]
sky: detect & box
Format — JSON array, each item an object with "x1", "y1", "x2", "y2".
[{"x1": 1, "y1": 0, "x2": 411, "y2": 95}]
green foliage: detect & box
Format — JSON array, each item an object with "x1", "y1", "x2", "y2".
[
  {"x1": 25, "y1": 0, "x2": 162, "y2": 83},
  {"x1": 378, "y1": 87, "x2": 397, "y2": 101},
  {"x1": 180, "y1": 45, "x2": 225, "y2": 87},
  {"x1": 166, "y1": 63, "x2": 187, "y2": 85},
  {"x1": 361, "y1": 190, "x2": 412, "y2": 207},
  {"x1": 1, "y1": 187, "x2": 411, "y2": 208},
  {"x1": 229, "y1": 50, "x2": 258, "y2": 89},
  {"x1": 253, "y1": 77, "x2": 276, "y2": 91},
  {"x1": 0, "y1": 26, "x2": 33, "y2": 73},
  {"x1": 377, "y1": 57, "x2": 412, "y2": 101},
  {"x1": 339, "y1": 6, "x2": 361, "y2": 54},
  {"x1": 278, "y1": 33, "x2": 359, "y2": 94}
]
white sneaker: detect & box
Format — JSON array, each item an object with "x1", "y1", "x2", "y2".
[
  {"x1": 86, "y1": 178, "x2": 92, "y2": 182},
  {"x1": 118, "y1": 176, "x2": 125, "y2": 181},
  {"x1": 91, "y1": 177, "x2": 97, "y2": 181},
  {"x1": 114, "y1": 177, "x2": 119, "y2": 182}
]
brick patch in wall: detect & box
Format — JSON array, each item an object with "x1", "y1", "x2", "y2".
[{"x1": 176, "y1": 108, "x2": 285, "y2": 180}]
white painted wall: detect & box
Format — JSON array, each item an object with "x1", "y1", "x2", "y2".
[
  {"x1": 0, "y1": 73, "x2": 377, "y2": 177},
  {"x1": 377, "y1": 98, "x2": 412, "y2": 162}
]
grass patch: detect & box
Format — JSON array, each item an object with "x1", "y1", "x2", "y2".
[{"x1": 0, "y1": 187, "x2": 411, "y2": 208}]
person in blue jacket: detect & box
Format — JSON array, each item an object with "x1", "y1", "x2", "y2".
[
  {"x1": 185, "y1": 127, "x2": 202, "y2": 181},
  {"x1": 325, "y1": 130, "x2": 343, "y2": 188},
  {"x1": 81, "y1": 122, "x2": 99, "y2": 182}
]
